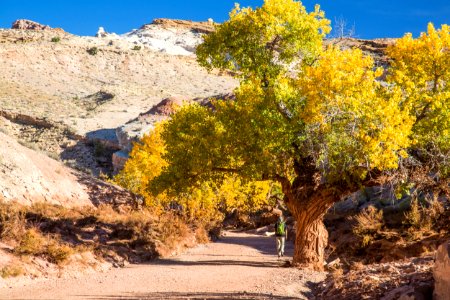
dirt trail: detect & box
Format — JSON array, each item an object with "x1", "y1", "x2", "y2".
[{"x1": 0, "y1": 231, "x2": 325, "y2": 300}]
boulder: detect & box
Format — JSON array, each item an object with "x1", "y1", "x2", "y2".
[
  {"x1": 434, "y1": 240, "x2": 450, "y2": 300},
  {"x1": 115, "y1": 96, "x2": 188, "y2": 152},
  {"x1": 12, "y1": 19, "x2": 52, "y2": 31},
  {"x1": 96, "y1": 27, "x2": 107, "y2": 38},
  {"x1": 112, "y1": 150, "x2": 129, "y2": 174}
]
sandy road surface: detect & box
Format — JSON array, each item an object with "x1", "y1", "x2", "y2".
[{"x1": 0, "y1": 231, "x2": 325, "y2": 300}]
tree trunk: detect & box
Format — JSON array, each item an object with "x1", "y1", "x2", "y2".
[
  {"x1": 292, "y1": 211, "x2": 328, "y2": 271},
  {"x1": 274, "y1": 166, "x2": 346, "y2": 271},
  {"x1": 282, "y1": 183, "x2": 338, "y2": 271}
]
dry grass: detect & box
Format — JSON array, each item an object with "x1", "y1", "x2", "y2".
[
  {"x1": 0, "y1": 201, "x2": 204, "y2": 272},
  {"x1": 194, "y1": 226, "x2": 210, "y2": 244},
  {"x1": 15, "y1": 228, "x2": 46, "y2": 255},
  {"x1": 404, "y1": 197, "x2": 445, "y2": 239},
  {"x1": 0, "y1": 264, "x2": 25, "y2": 278},
  {"x1": 0, "y1": 202, "x2": 26, "y2": 242},
  {"x1": 156, "y1": 213, "x2": 191, "y2": 253},
  {"x1": 352, "y1": 206, "x2": 384, "y2": 246}
]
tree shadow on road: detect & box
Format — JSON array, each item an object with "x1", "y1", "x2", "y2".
[
  {"x1": 82, "y1": 291, "x2": 302, "y2": 299},
  {"x1": 212, "y1": 233, "x2": 294, "y2": 256},
  {"x1": 152, "y1": 258, "x2": 290, "y2": 268},
  {"x1": 142, "y1": 232, "x2": 294, "y2": 269}
]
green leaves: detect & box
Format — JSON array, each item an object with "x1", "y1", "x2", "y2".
[{"x1": 196, "y1": 0, "x2": 330, "y2": 80}]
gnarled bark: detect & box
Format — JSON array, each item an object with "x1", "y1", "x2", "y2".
[
  {"x1": 278, "y1": 169, "x2": 342, "y2": 271},
  {"x1": 292, "y1": 212, "x2": 328, "y2": 270}
]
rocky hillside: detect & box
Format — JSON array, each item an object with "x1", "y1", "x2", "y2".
[
  {"x1": 0, "y1": 131, "x2": 134, "y2": 206},
  {"x1": 0, "y1": 19, "x2": 237, "y2": 194},
  {"x1": 0, "y1": 19, "x2": 236, "y2": 136}
]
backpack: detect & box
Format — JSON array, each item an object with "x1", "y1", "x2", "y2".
[{"x1": 276, "y1": 221, "x2": 285, "y2": 236}]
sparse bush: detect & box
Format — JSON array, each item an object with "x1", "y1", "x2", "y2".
[
  {"x1": 17, "y1": 139, "x2": 39, "y2": 151},
  {"x1": 194, "y1": 226, "x2": 210, "y2": 244},
  {"x1": 404, "y1": 196, "x2": 444, "y2": 233},
  {"x1": 352, "y1": 206, "x2": 384, "y2": 248},
  {"x1": 353, "y1": 206, "x2": 384, "y2": 235},
  {"x1": 15, "y1": 228, "x2": 46, "y2": 255},
  {"x1": 0, "y1": 264, "x2": 25, "y2": 278},
  {"x1": 47, "y1": 240, "x2": 74, "y2": 265},
  {"x1": 44, "y1": 151, "x2": 60, "y2": 161},
  {"x1": 0, "y1": 202, "x2": 26, "y2": 241},
  {"x1": 132, "y1": 45, "x2": 141, "y2": 51},
  {"x1": 158, "y1": 213, "x2": 189, "y2": 246},
  {"x1": 404, "y1": 199, "x2": 422, "y2": 229},
  {"x1": 87, "y1": 47, "x2": 98, "y2": 55},
  {"x1": 51, "y1": 37, "x2": 60, "y2": 43}
]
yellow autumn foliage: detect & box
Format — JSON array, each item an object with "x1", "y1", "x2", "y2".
[
  {"x1": 387, "y1": 23, "x2": 449, "y2": 174},
  {"x1": 114, "y1": 122, "x2": 274, "y2": 223},
  {"x1": 298, "y1": 46, "x2": 414, "y2": 174}
]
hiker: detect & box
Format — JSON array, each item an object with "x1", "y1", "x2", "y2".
[{"x1": 274, "y1": 215, "x2": 287, "y2": 258}]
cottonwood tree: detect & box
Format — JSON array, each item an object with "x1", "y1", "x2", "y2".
[{"x1": 151, "y1": 0, "x2": 447, "y2": 270}]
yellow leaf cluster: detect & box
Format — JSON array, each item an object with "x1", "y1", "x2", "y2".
[
  {"x1": 387, "y1": 23, "x2": 450, "y2": 156},
  {"x1": 114, "y1": 121, "x2": 275, "y2": 222},
  {"x1": 114, "y1": 122, "x2": 168, "y2": 207},
  {"x1": 298, "y1": 46, "x2": 414, "y2": 173}
]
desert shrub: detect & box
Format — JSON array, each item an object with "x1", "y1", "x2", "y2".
[
  {"x1": 0, "y1": 264, "x2": 25, "y2": 278},
  {"x1": 351, "y1": 206, "x2": 384, "y2": 248},
  {"x1": 15, "y1": 230, "x2": 76, "y2": 265},
  {"x1": 0, "y1": 202, "x2": 26, "y2": 241},
  {"x1": 46, "y1": 240, "x2": 74, "y2": 265},
  {"x1": 44, "y1": 151, "x2": 60, "y2": 161},
  {"x1": 194, "y1": 226, "x2": 210, "y2": 244},
  {"x1": 51, "y1": 37, "x2": 60, "y2": 43},
  {"x1": 404, "y1": 199, "x2": 422, "y2": 229},
  {"x1": 15, "y1": 228, "x2": 46, "y2": 255},
  {"x1": 353, "y1": 206, "x2": 384, "y2": 236},
  {"x1": 157, "y1": 213, "x2": 190, "y2": 250},
  {"x1": 404, "y1": 196, "x2": 445, "y2": 233},
  {"x1": 132, "y1": 45, "x2": 141, "y2": 50},
  {"x1": 17, "y1": 140, "x2": 39, "y2": 151},
  {"x1": 87, "y1": 47, "x2": 98, "y2": 55}
]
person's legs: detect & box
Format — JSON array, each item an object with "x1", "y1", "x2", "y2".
[
  {"x1": 276, "y1": 236, "x2": 282, "y2": 257},
  {"x1": 280, "y1": 236, "x2": 285, "y2": 256}
]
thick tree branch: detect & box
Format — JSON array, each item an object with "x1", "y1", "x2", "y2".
[
  {"x1": 212, "y1": 167, "x2": 241, "y2": 173},
  {"x1": 415, "y1": 101, "x2": 432, "y2": 123}
]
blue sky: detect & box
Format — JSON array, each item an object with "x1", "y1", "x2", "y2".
[{"x1": 0, "y1": 1, "x2": 449, "y2": 39}]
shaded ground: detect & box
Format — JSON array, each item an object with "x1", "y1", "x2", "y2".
[{"x1": 0, "y1": 231, "x2": 325, "y2": 299}]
